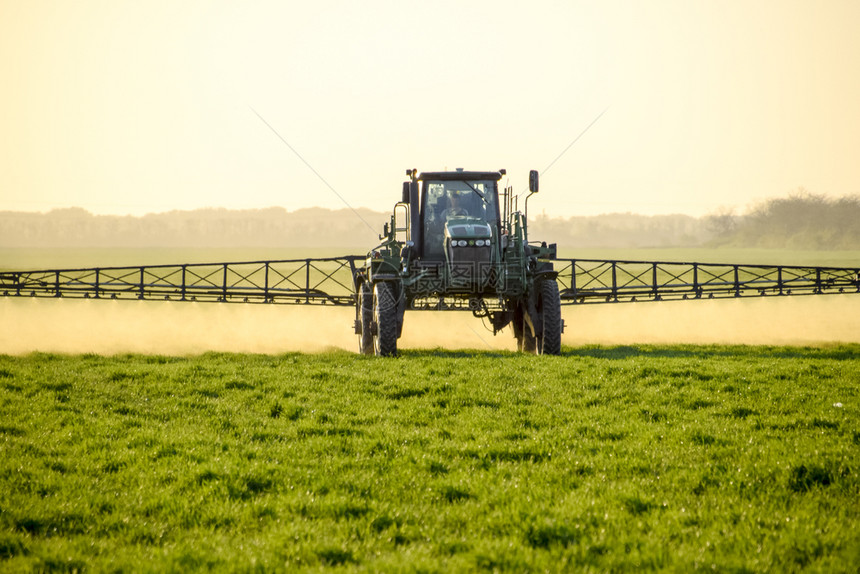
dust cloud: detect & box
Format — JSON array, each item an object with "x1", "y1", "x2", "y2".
[
  {"x1": 0, "y1": 298, "x2": 515, "y2": 355},
  {"x1": 562, "y1": 295, "x2": 860, "y2": 346},
  {"x1": 1, "y1": 295, "x2": 858, "y2": 355}
]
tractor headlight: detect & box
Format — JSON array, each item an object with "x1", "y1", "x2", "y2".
[
  {"x1": 458, "y1": 240, "x2": 467, "y2": 247},
  {"x1": 475, "y1": 239, "x2": 485, "y2": 247}
]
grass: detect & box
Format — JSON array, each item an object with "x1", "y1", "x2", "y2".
[{"x1": 0, "y1": 345, "x2": 859, "y2": 572}]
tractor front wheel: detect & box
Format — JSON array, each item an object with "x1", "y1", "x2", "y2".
[
  {"x1": 536, "y1": 279, "x2": 562, "y2": 355},
  {"x1": 513, "y1": 304, "x2": 537, "y2": 352},
  {"x1": 373, "y1": 282, "x2": 398, "y2": 357},
  {"x1": 357, "y1": 282, "x2": 373, "y2": 355}
]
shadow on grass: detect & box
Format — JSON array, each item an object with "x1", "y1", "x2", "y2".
[
  {"x1": 562, "y1": 344, "x2": 860, "y2": 361},
  {"x1": 14, "y1": 344, "x2": 854, "y2": 362},
  {"x1": 399, "y1": 344, "x2": 859, "y2": 361},
  {"x1": 398, "y1": 348, "x2": 515, "y2": 359}
]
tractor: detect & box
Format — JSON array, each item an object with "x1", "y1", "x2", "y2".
[
  {"x1": 354, "y1": 168, "x2": 563, "y2": 356},
  {"x1": 3, "y1": 169, "x2": 858, "y2": 354}
]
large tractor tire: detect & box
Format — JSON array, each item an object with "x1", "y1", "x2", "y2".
[
  {"x1": 536, "y1": 279, "x2": 562, "y2": 355},
  {"x1": 373, "y1": 281, "x2": 398, "y2": 357},
  {"x1": 357, "y1": 282, "x2": 373, "y2": 355}
]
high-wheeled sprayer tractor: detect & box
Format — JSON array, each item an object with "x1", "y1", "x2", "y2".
[
  {"x1": 355, "y1": 169, "x2": 562, "y2": 356},
  {"x1": 3, "y1": 169, "x2": 858, "y2": 356}
]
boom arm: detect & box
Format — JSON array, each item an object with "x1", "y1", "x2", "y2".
[
  {"x1": 555, "y1": 259, "x2": 860, "y2": 304},
  {"x1": 0, "y1": 257, "x2": 360, "y2": 305},
  {"x1": 1, "y1": 257, "x2": 858, "y2": 306}
]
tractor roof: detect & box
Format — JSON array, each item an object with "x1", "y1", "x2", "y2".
[{"x1": 418, "y1": 170, "x2": 504, "y2": 182}]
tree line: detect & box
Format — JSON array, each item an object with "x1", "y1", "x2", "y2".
[
  {"x1": 705, "y1": 192, "x2": 860, "y2": 250},
  {"x1": 0, "y1": 207, "x2": 384, "y2": 249},
  {"x1": 1, "y1": 192, "x2": 856, "y2": 249}
]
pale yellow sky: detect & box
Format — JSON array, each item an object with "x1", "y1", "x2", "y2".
[{"x1": 2, "y1": 0, "x2": 859, "y2": 218}]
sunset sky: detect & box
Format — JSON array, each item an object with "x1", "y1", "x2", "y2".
[{"x1": 2, "y1": 0, "x2": 859, "y2": 218}]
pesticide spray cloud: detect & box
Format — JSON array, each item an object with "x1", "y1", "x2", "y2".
[
  {"x1": 1, "y1": 295, "x2": 858, "y2": 355},
  {"x1": 562, "y1": 295, "x2": 860, "y2": 346},
  {"x1": 0, "y1": 298, "x2": 514, "y2": 355}
]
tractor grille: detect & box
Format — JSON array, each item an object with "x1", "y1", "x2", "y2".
[{"x1": 447, "y1": 244, "x2": 493, "y2": 288}]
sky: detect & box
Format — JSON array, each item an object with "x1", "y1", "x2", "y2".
[{"x1": 2, "y1": 0, "x2": 859, "y2": 219}]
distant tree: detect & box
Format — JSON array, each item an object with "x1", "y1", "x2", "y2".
[
  {"x1": 704, "y1": 207, "x2": 737, "y2": 239},
  {"x1": 713, "y1": 189, "x2": 860, "y2": 249}
]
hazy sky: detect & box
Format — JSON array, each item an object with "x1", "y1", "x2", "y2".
[{"x1": 2, "y1": 0, "x2": 859, "y2": 218}]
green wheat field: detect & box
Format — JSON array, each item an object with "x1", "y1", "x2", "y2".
[{"x1": 1, "y1": 345, "x2": 858, "y2": 572}]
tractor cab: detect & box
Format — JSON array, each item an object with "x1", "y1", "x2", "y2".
[{"x1": 414, "y1": 170, "x2": 503, "y2": 261}]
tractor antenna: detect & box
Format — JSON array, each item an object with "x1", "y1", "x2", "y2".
[
  {"x1": 250, "y1": 107, "x2": 377, "y2": 234},
  {"x1": 516, "y1": 106, "x2": 609, "y2": 200},
  {"x1": 541, "y1": 106, "x2": 609, "y2": 176}
]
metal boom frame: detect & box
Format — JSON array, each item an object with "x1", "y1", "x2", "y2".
[
  {"x1": 555, "y1": 259, "x2": 860, "y2": 304},
  {"x1": 0, "y1": 257, "x2": 361, "y2": 306},
  {"x1": 1, "y1": 257, "x2": 858, "y2": 306}
]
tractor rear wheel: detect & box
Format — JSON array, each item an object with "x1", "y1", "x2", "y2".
[
  {"x1": 536, "y1": 279, "x2": 562, "y2": 355},
  {"x1": 357, "y1": 282, "x2": 373, "y2": 355},
  {"x1": 513, "y1": 306, "x2": 528, "y2": 352},
  {"x1": 521, "y1": 313, "x2": 536, "y2": 352},
  {"x1": 513, "y1": 304, "x2": 537, "y2": 352},
  {"x1": 373, "y1": 282, "x2": 398, "y2": 357}
]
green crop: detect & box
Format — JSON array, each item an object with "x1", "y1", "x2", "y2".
[{"x1": 1, "y1": 346, "x2": 858, "y2": 572}]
